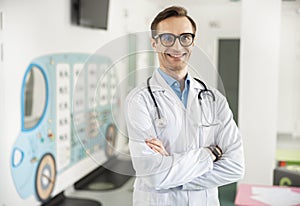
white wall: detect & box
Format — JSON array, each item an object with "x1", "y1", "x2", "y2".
[
  {"x1": 239, "y1": 0, "x2": 281, "y2": 185},
  {"x1": 0, "y1": 2, "x2": 6, "y2": 204},
  {"x1": 0, "y1": 0, "x2": 158, "y2": 205},
  {"x1": 277, "y1": 1, "x2": 300, "y2": 136}
]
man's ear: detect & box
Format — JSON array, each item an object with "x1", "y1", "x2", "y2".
[
  {"x1": 192, "y1": 36, "x2": 196, "y2": 47},
  {"x1": 151, "y1": 38, "x2": 157, "y2": 50}
]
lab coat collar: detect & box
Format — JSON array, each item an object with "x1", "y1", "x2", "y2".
[
  {"x1": 149, "y1": 68, "x2": 208, "y2": 111},
  {"x1": 150, "y1": 69, "x2": 185, "y2": 110},
  {"x1": 190, "y1": 76, "x2": 205, "y2": 90},
  {"x1": 150, "y1": 68, "x2": 204, "y2": 91},
  {"x1": 149, "y1": 69, "x2": 169, "y2": 92}
]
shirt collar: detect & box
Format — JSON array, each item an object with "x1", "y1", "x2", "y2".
[{"x1": 157, "y1": 68, "x2": 190, "y2": 88}]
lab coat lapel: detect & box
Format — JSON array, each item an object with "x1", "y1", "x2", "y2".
[
  {"x1": 151, "y1": 69, "x2": 185, "y2": 111},
  {"x1": 187, "y1": 78, "x2": 204, "y2": 126}
]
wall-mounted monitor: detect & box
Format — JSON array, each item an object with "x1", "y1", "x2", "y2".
[{"x1": 71, "y1": 0, "x2": 109, "y2": 30}]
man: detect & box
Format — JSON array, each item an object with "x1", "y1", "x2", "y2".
[{"x1": 125, "y1": 6, "x2": 244, "y2": 206}]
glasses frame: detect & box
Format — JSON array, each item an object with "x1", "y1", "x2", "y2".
[{"x1": 153, "y1": 33, "x2": 195, "y2": 47}]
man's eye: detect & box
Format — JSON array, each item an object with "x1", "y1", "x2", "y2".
[
  {"x1": 181, "y1": 35, "x2": 191, "y2": 41},
  {"x1": 162, "y1": 35, "x2": 173, "y2": 42}
]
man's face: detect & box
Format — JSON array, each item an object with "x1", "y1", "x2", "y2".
[{"x1": 152, "y1": 16, "x2": 195, "y2": 72}]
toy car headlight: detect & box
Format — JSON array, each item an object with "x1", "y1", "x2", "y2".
[{"x1": 12, "y1": 148, "x2": 24, "y2": 167}]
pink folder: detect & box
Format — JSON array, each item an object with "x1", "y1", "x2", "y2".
[{"x1": 234, "y1": 184, "x2": 300, "y2": 206}]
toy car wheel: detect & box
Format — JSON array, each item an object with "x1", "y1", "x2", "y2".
[{"x1": 35, "y1": 153, "x2": 56, "y2": 202}]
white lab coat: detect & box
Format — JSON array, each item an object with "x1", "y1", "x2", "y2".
[{"x1": 125, "y1": 69, "x2": 245, "y2": 206}]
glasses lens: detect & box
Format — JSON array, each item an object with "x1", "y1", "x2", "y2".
[
  {"x1": 180, "y1": 34, "x2": 194, "y2": 47},
  {"x1": 160, "y1": 34, "x2": 175, "y2": 47}
]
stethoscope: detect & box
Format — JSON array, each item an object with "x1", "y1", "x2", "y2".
[{"x1": 147, "y1": 76, "x2": 217, "y2": 128}]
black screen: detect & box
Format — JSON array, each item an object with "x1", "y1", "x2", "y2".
[{"x1": 71, "y1": 0, "x2": 109, "y2": 30}]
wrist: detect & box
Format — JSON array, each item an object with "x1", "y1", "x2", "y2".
[
  {"x1": 207, "y1": 145, "x2": 223, "y2": 162},
  {"x1": 207, "y1": 148, "x2": 216, "y2": 161}
]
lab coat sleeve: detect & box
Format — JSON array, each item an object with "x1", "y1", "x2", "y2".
[
  {"x1": 125, "y1": 88, "x2": 214, "y2": 190},
  {"x1": 182, "y1": 90, "x2": 245, "y2": 190}
]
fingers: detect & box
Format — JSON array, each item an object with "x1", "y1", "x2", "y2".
[
  {"x1": 216, "y1": 145, "x2": 223, "y2": 154},
  {"x1": 146, "y1": 142, "x2": 163, "y2": 152},
  {"x1": 147, "y1": 143, "x2": 161, "y2": 153},
  {"x1": 145, "y1": 137, "x2": 158, "y2": 143},
  {"x1": 145, "y1": 138, "x2": 169, "y2": 156},
  {"x1": 145, "y1": 139, "x2": 164, "y2": 151},
  {"x1": 145, "y1": 138, "x2": 162, "y2": 147}
]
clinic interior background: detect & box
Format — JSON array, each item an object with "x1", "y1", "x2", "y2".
[{"x1": 0, "y1": 0, "x2": 300, "y2": 204}]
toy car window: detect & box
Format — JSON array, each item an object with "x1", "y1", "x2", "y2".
[{"x1": 24, "y1": 66, "x2": 46, "y2": 129}]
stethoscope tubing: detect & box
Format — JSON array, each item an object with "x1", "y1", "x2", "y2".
[
  {"x1": 147, "y1": 76, "x2": 216, "y2": 127},
  {"x1": 147, "y1": 77, "x2": 162, "y2": 119}
]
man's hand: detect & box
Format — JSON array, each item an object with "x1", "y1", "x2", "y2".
[
  {"x1": 145, "y1": 138, "x2": 169, "y2": 156},
  {"x1": 207, "y1": 145, "x2": 223, "y2": 162}
]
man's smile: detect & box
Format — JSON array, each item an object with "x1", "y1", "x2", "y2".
[{"x1": 165, "y1": 52, "x2": 187, "y2": 59}]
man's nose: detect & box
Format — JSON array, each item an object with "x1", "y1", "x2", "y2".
[{"x1": 172, "y1": 38, "x2": 183, "y2": 49}]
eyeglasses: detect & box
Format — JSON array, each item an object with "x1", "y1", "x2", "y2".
[{"x1": 154, "y1": 33, "x2": 195, "y2": 47}]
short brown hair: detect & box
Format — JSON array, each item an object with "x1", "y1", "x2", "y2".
[{"x1": 150, "y1": 6, "x2": 197, "y2": 38}]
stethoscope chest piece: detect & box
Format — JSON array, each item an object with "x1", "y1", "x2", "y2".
[{"x1": 155, "y1": 117, "x2": 167, "y2": 128}]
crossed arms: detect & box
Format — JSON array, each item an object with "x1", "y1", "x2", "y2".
[{"x1": 125, "y1": 90, "x2": 244, "y2": 190}]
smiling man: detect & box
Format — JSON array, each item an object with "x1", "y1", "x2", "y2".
[
  {"x1": 151, "y1": 14, "x2": 195, "y2": 82},
  {"x1": 125, "y1": 6, "x2": 245, "y2": 206}
]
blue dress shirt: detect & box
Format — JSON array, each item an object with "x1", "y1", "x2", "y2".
[{"x1": 158, "y1": 68, "x2": 190, "y2": 108}]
